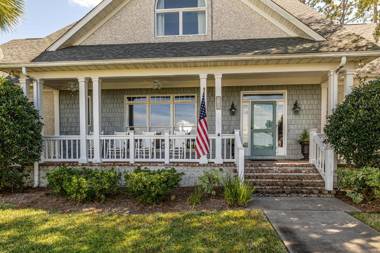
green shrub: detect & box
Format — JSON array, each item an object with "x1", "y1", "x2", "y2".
[
  {"x1": 325, "y1": 80, "x2": 380, "y2": 167},
  {"x1": 338, "y1": 167, "x2": 380, "y2": 204},
  {"x1": 0, "y1": 167, "x2": 26, "y2": 192},
  {"x1": 223, "y1": 176, "x2": 254, "y2": 207},
  {"x1": 0, "y1": 78, "x2": 43, "y2": 191},
  {"x1": 187, "y1": 186, "x2": 204, "y2": 208},
  {"x1": 125, "y1": 168, "x2": 183, "y2": 204},
  {"x1": 47, "y1": 167, "x2": 120, "y2": 202},
  {"x1": 198, "y1": 169, "x2": 223, "y2": 196}
]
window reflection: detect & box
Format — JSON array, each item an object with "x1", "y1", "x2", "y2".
[
  {"x1": 175, "y1": 103, "x2": 196, "y2": 133},
  {"x1": 277, "y1": 103, "x2": 284, "y2": 148}
]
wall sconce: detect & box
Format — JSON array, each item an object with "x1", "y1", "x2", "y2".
[
  {"x1": 230, "y1": 102, "x2": 237, "y2": 116},
  {"x1": 292, "y1": 100, "x2": 301, "y2": 114}
]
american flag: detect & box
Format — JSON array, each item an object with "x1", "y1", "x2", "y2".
[{"x1": 196, "y1": 91, "x2": 209, "y2": 158}]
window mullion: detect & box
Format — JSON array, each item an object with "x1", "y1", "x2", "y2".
[{"x1": 179, "y1": 11, "x2": 183, "y2": 35}]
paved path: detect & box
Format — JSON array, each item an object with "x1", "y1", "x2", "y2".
[{"x1": 249, "y1": 197, "x2": 380, "y2": 253}]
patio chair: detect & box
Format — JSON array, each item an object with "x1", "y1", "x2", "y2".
[
  {"x1": 173, "y1": 131, "x2": 186, "y2": 159},
  {"x1": 106, "y1": 131, "x2": 129, "y2": 159},
  {"x1": 137, "y1": 132, "x2": 156, "y2": 159}
]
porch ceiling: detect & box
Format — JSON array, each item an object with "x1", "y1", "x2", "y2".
[{"x1": 43, "y1": 71, "x2": 327, "y2": 90}]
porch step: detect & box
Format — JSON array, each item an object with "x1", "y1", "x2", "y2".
[
  {"x1": 236, "y1": 161, "x2": 329, "y2": 195},
  {"x1": 253, "y1": 186, "x2": 329, "y2": 196},
  {"x1": 245, "y1": 173, "x2": 322, "y2": 181}
]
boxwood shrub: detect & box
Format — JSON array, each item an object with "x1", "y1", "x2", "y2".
[
  {"x1": 125, "y1": 168, "x2": 183, "y2": 204},
  {"x1": 47, "y1": 167, "x2": 120, "y2": 202},
  {"x1": 338, "y1": 167, "x2": 380, "y2": 204}
]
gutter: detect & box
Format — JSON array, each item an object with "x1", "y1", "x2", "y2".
[{"x1": 1, "y1": 51, "x2": 380, "y2": 69}]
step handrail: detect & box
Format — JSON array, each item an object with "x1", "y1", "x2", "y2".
[
  {"x1": 234, "y1": 130, "x2": 245, "y2": 181},
  {"x1": 309, "y1": 129, "x2": 336, "y2": 191}
]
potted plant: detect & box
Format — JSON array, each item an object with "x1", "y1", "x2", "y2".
[{"x1": 298, "y1": 129, "x2": 310, "y2": 160}]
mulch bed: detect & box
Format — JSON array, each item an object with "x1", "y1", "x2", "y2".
[
  {"x1": 335, "y1": 191, "x2": 380, "y2": 212},
  {"x1": 0, "y1": 188, "x2": 230, "y2": 214}
]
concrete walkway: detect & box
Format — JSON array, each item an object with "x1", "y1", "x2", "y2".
[{"x1": 249, "y1": 197, "x2": 380, "y2": 253}]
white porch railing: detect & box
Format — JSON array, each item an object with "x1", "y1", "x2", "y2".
[
  {"x1": 42, "y1": 136, "x2": 81, "y2": 162},
  {"x1": 42, "y1": 133, "x2": 239, "y2": 164},
  {"x1": 309, "y1": 130, "x2": 336, "y2": 191},
  {"x1": 234, "y1": 130, "x2": 245, "y2": 181}
]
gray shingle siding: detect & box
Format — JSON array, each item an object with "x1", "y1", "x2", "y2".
[{"x1": 59, "y1": 84, "x2": 320, "y2": 159}]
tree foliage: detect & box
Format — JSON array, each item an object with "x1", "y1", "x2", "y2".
[
  {"x1": 0, "y1": 77, "x2": 43, "y2": 170},
  {"x1": 0, "y1": 0, "x2": 24, "y2": 31},
  {"x1": 325, "y1": 80, "x2": 380, "y2": 167}
]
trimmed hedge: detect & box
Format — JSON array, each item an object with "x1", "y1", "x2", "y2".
[
  {"x1": 47, "y1": 167, "x2": 120, "y2": 202},
  {"x1": 125, "y1": 168, "x2": 183, "y2": 204}
]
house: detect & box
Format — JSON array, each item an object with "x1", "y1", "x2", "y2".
[{"x1": 0, "y1": 0, "x2": 379, "y2": 193}]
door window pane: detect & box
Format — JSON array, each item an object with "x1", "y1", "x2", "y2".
[
  {"x1": 175, "y1": 103, "x2": 195, "y2": 133},
  {"x1": 253, "y1": 104, "x2": 274, "y2": 130},
  {"x1": 243, "y1": 94, "x2": 284, "y2": 101},
  {"x1": 183, "y1": 12, "x2": 206, "y2": 35},
  {"x1": 157, "y1": 13, "x2": 179, "y2": 36},
  {"x1": 277, "y1": 103, "x2": 284, "y2": 148},
  {"x1": 242, "y1": 101, "x2": 250, "y2": 148},
  {"x1": 253, "y1": 133, "x2": 274, "y2": 149}
]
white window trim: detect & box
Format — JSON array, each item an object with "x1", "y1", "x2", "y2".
[
  {"x1": 124, "y1": 94, "x2": 197, "y2": 133},
  {"x1": 155, "y1": 1, "x2": 208, "y2": 37},
  {"x1": 240, "y1": 90, "x2": 288, "y2": 157}
]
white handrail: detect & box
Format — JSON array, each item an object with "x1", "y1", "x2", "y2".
[
  {"x1": 309, "y1": 130, "x2": 336, "y2": 191},
  {"x1": 234, "y1": 130, "x2": 245, "y2": 181}
]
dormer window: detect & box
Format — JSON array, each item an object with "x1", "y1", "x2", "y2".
[{"x1": 156, "y1": 0, "x2": 206, "y2": 36}]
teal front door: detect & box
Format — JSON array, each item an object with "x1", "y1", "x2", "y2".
[{"x1": 251, "y1": 102, "x2": 276, "y2": 157}]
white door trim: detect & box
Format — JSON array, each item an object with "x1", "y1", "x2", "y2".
[{"x1": 240, "y1": 90, "x2": 288, "y2": 158}]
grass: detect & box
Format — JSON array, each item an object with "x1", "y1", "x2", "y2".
[
  {"x1": 0, "y1": 207, "x2": 286, "y2": 253},
  {"x1": 352, "y1": 212, "x2": 380, "y2": 232}
]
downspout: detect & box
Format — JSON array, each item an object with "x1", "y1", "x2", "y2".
[{"x1": 335, "y1": 56, "x2": 347, "y2": 73}]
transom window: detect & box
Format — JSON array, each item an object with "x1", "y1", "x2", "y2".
[
  {"x1": 156, "y1": 0, "x2": 207, "y2": 36},
  {"x1": 125, "y1": 95, "x2": 197, "y2": 134}
]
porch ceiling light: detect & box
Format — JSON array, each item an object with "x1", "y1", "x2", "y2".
[{"x1": 153, "y1": 80, "x2": 162, "y2": 90}]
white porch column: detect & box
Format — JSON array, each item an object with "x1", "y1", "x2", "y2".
[
  {"x1": 78, "y1": 77, "x2": 89, "y2": 164},
  {"x1": 199, "y1": 74, "x2": 208, "y2": 164},
  {"x1": 33, "y1": 79, "x2": 44, "y2": 117},
  {"x1": 20, "y1": 76, "x2": 28, "y2": 97},
  {"x1": 321, "y1": 82, "x2": 328, "y2": 133},
  {"x1": 53, "y1": 90, "x2": 60, "y2": 136},
  {"x1": 344, "y1": 69, "x2": 355, "y2": 97},
  {"x1": 214, "y1": 73, "x2": 223, "y2": 164},
  {"x1": 32, "y1": 79, "x2": 44, "y2": 188},
  {"x1": 328, "y1": 70, "x2": 338, "y2": 115},
  {"x1": 92, "y1": 77, "x2": 102, "y2": 163}
]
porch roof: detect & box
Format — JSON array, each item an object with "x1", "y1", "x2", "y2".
[{"x1": 33, "y1": 37, "x2": 380, "y2": 63}]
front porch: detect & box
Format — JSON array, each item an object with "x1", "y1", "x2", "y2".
[{"x1": 22, "y1": 63, "x2": 355, "y2": 191}]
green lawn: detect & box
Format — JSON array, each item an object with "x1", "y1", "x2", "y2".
[
  {"x1": 353, "y1": 212, "x2": 380, "y2": 232},
  {"x1": 0, "y1": 206, "x2": 286, "y2": 253}
]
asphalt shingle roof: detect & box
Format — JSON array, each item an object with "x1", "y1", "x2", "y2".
[{"x1": 32, "y1": 36, "x2": 380, "y2": 62}]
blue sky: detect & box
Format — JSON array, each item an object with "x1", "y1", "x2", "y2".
[{"x1": 0, "y1": 0, "x2": 102, "y2": 44}]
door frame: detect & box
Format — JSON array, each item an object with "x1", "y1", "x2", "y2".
[{"x1": 240, "y1": 90, "x2": 288, "y2": 158}]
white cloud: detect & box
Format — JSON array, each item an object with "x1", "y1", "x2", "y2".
[{"x1": 69, "y1": 0, "x2": 102, "y2": 8}]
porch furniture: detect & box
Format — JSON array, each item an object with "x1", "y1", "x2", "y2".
[{"x1": 173, "y1": 131, "x2": 186, "y2": 159}]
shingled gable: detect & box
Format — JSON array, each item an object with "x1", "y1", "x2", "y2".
[{"x1": 47, "y1": 0, "x2": 325, "y2": 52}]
